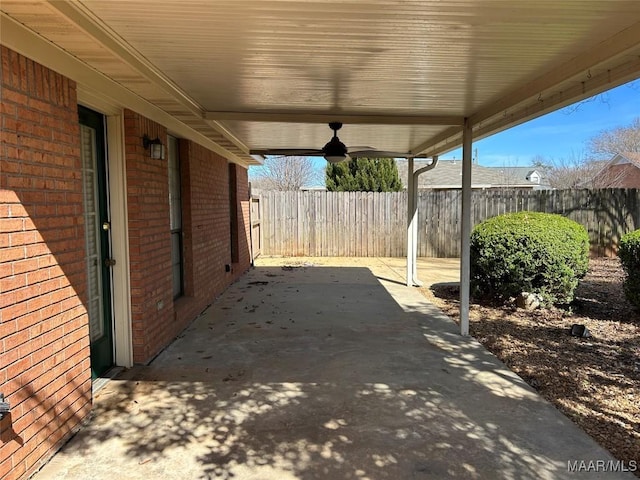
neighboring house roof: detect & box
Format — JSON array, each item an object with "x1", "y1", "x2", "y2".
[
  {"x1": 500, "y1": 167, "x2": 547, "y2": 185},
  {"x1": 396, "y1": 159, "x2": 551, "y2": 189},
  {"x1": 591, "y1": 152, "x2": 640, "y2": 188},
  {"x1": 619, "y1": 152, "x2": 640, "y2": 164}
]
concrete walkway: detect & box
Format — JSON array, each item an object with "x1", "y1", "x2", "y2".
[{"x1": 34, "y1": 258, "x2": 632, "y2": 480}]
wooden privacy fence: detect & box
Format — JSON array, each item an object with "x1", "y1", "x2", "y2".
[
  {"x1": 249, "y1": 196, "x2": 262, "y2": 260},
  {"x1": 258, "y1": 189, "x2": 640, "y2": 258}
]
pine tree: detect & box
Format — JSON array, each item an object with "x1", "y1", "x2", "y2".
[{"x1": 325, "y1": 158, "x2": 402, "y2": 192}]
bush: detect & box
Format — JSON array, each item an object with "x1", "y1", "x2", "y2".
[
  {"x1": 618, "y1": 229, "x2": 640, "y2": 309},
  {"x1": 470, "y1": 212, "x2": 589, "y2": 305}
]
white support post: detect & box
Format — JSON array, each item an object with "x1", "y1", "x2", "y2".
[
  {"x1": 406, "y1": 157, "x2": 415, "y2": 287},
  {"x1": 460, "y1": 118, "x2": 473, "y2": 336}
]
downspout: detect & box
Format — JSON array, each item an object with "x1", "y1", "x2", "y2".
[
  {"x1": 406, "y1": 156, "x2": 438, "y2": 287},
  {"x1": 406, "y1": 157, "x2": 415, "y2": 287}
]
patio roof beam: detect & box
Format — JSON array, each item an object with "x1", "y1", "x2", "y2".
[
  {"x1": 470, "y1": 20, "x2": 640, "y2": 129},
  {"x1": 473, "y1": 54, "x2": 640, "y2": 140},
  {"x1": 50, "y1": 1, "x2": 202, "y2": 116},
  {"x1": 411, "y1": 21, "x2": 640, "y2": 158},
  {"x1": 49, "y1": 0, "x2": 252, "y2": 156},
  {"x1": 0, "y1": 13, "x2": 249, "y2": 166},
  {"x1": 204, "y1": 111, "x2": 464, "y2": 126},
  {"x1": 410, "y1": 126, "x2": 463, "y2": 158},
  {"x1": 413, "y1": 54, "x2": 640, "y2": 158}
]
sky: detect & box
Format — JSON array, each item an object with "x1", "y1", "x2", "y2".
[{"x1": 250, "y1": 79, "x2": 640, "y2": 180}]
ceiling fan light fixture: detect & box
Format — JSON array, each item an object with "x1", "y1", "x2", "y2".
[
  {"x1": 325, "y1": 154, "x2": 348, "y2": 163},
  {"x1": 322, "y1": 122, "x2": 348, "y2": 163}
]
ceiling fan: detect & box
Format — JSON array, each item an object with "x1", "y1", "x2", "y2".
[{"x1": 251, "y1": 122, "x2": 421, "y2": 163}]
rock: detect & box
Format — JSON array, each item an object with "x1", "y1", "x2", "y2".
[{"x1": 516, "y1": 292, "x2": 541, "y2": 310}]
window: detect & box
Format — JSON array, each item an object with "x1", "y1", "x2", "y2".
[{"x1": 168, "y1": 136, "x2": 183, "y2": 298}]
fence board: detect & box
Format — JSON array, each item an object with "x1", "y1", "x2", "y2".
[{"x1": 257, "y1": 189, "x2": 640, "y2": 257}]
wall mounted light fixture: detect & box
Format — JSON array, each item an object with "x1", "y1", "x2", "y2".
[
  {"x1": 0, "y1": 393, "x2": 10, "y2": 420},
  {"x1": 143, "y1": 134, "x2": 165, "y2": 160}
]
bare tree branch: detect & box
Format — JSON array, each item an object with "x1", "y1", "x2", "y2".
[
  {"x1": 588, "y1": 117, "x2": 640, "y2": 160},
  {"x1": 562, "y1": 79, "x2": 639, "y2": 115},
  {"x1": 250, "y1": 156, "x2": 323, "y2": 191},
  {"x1": 537, "y1": 116, "x2": 640, "y2": 188},
  {"x1": 533, "y1": 152, "x2": 606, "y2": 189},
  {"x1": 562, "y1": 92, "x2": 610, "y2": 115}
]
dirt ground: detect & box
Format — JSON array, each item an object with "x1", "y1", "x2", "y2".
[{"x1": 422, "y1": 257, "x2": 640, "y2": 476}]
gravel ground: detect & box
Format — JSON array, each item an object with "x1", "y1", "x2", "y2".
[{"x1": 422, "y1": 258, "x2": 640, "y2": 476}]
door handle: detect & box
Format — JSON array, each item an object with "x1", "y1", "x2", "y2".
[{"x1": 104, "y1": 258, "x2": 116, "y2": 267}]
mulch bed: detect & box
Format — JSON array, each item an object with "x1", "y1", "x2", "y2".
[{"x1": 422, "y1": 258, "x2": 640, "y2": 475}]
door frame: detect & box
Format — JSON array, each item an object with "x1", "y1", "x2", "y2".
[
  {"x1": 79, "y1": 105, "x2": 114, "y2": 377},
  {"x1": 79, "y1": 90, "x2": 133, "y2": 369}
]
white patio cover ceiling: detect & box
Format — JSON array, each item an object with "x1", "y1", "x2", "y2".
[{"x1": 2, "y1": 1, "x2": 640, "y2": 166}]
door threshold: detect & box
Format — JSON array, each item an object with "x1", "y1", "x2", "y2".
[{"x1": 92, "y1": 366, "x2": 124, "y2": 395}]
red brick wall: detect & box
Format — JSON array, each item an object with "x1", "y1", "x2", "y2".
[
  {"x1": 125, "y1": 117, "x2": 252, "y2": 364},
  {"x1": 174, "y1": 141, "x2": 251, "y2": 330},
  {"x1": 0, "y1": 46, "x2": 92, "y2": 480},
  {"x1": 0, "y1": 46, "x2": 253, "y2": 479},
  {"x1": 124, "y1": 110, "x2": 174, "y2": 363},
  {"x1": 234, "y1": 165, "x2": 252, "y2": 270}
]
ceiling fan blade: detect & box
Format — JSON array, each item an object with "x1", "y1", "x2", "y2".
[
  {"x1": 347, "y1": 149, "x2": 407, "y2": 158},
  {"x1": 250, "y1": 149, "x2": 324, "y2": 157},
  {"x1": 348, "y1": 149, "x2": 431, "y2": 159},
  {"x1": 346, "y1": 146, "x2": 377, "y2": 153},
  {"x1": 250, "y1": 123, "x2": 432, "y2": 161}
]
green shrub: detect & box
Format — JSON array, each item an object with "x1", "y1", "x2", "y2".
[
  {"x1": 470, "y1": 212, "x2": 589, "y2": 305},
  {"x1": 618, "y1": 229, "x2": 640, "y2": 309}
]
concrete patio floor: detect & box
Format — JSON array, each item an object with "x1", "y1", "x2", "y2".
[{"x1": 34, "y1": 257, "x2": 633, "y2": 480}]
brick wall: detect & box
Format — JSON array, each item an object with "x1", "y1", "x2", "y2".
[
  {"x1": 234, "y1": 165, "x2": 252, "y2": 270},
  {"x1": 0, "y1": 46, "x2": 92, "y2": 480},
  {"x1": 174, "y1": 141, "x2": 251, "y2": 335},
  {"x1": 0, "y1": 46, "x2": 252, "y2": 478},
  {"x1": 125, "y1": 117, "x2": 252, "y2": 364},
  {"x1": 124, "y1": 110, "x2": 174, "y2": 363}
]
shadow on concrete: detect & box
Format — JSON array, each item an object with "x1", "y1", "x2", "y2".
[
  {"x1": 34, "y1": 265, "x2": 631, "y2": 480},
  {"x1": 374, "y1": 275, "x2": 407, "y2": 286}
]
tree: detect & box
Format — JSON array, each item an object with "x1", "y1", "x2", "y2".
[
  {"x1": 325, "y1": 157, "x2": 402, "y2": 192},
  {"x1": 250, "y1": 156, "x2": 322, "y2": 191},
  {"x1": 537, "y1": 117, "x2": 640, "y2": 189},
  {"x1": 588, "y1": 117, "x2": 640, "y2": 160},
  {"x1": 533, "y1": 152, "x2": 607, "y2": 189}
]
